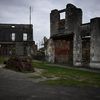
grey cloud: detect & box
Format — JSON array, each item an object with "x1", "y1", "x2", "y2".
[
  {"x1": 0, "y1": 0, "x2": 27, "y2": 7},
  {"x1": 0, "y1": 0, "x2": 100, "y2": 47}
]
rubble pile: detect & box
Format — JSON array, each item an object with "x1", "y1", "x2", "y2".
[{"x1": 5, "y1": 56, "x2": 34, "y2": 72}]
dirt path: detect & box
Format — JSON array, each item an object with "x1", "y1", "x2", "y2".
[{"x1": 0, "y1": 68, "x2": 100, "y2": 100}]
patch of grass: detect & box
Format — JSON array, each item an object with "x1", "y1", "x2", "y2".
[
  {"x1": 32, "y1": 60, "x2": 100, "y2": 87},
  {"x1": 42, "y1": 78, "x2": 100, "y2": 87},
  {"x1": 0, "y1": 56, "x2": 8, "y2": 64}
]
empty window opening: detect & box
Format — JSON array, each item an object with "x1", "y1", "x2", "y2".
[
  {"x1": 11, "y1": 25, "x2": 15, "y2": 28},
  {"x1": 12, "y1": 33, "x2": 15, "y2": 41},
  {"x1": 23, "y1": 33, "x2": 27, "y2": 41},
  {"x1": 82, "y1": 36, "x2": 91, "y2": 39},
  {"x1": 60, "y1": 12, "x2": 65, "y2": 19}
]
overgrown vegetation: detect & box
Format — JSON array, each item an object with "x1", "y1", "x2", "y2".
[{"x1": 32, "y1": 60, "x2": 100, "y2": 87}]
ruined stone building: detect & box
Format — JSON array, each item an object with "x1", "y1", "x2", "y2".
[
  {"x1": 0, "y1": 24, "x2": 37, "y2": 57},
  {"x1": 46, "y1": 4, "x2": 100, "y2": 69}
]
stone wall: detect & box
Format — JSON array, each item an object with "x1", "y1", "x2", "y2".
[
  {"x1": 81, "y1": 23, "x2": 90, "y2": 37},
  {"x1": 45, "y1": 39, "x2": 55, "y2": 63},
  {"x1": 49, "y1": 3, "x2": 100, "y2": 68},
  {"x1": 90, "y1": 18, "x2": 100, "y2": 68},
  {"x1": 50, "y1": 10, "x2": 60, "y2": 37},
  {"x1": 49, "y1": 4, "x2": 83, "y2": 66},
  {"x1": 0, "y1": 43, "x2": 15, "y2": 56},
  {"x1": 0, "y1": 24, "x2": 33, "y2": 42},
  {"x1": 0, "y1": 24, "x2": 36, "y2": 57},
  {"x1": 65, "y1": 4, "x2": 82, "y2": 66}
]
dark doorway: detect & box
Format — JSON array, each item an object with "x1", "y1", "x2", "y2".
[{"x1": 82, "y1": 37, "x2": 90, "y2": 66}]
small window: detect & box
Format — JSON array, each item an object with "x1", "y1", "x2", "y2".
[
  {"x1": 23, "y1": 33, "x2": 27, "y2": 41},
  {"x1": 12, "y1": 33, "x2": 15, "y2": 41},
  {"x1": 11, "y1": 26, "x2": 15, "y2": 28},
  {"x1": 60, "y1": 12, "x2": 65, "y2": 19}
]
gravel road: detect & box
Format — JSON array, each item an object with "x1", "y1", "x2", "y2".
[{"x1": 0, "y1": 68, "x2": 100, "y2": 100}]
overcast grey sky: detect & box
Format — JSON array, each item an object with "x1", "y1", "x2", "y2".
[{"x1": 0, "y1": 0, "x2": 100, "y2": 47}]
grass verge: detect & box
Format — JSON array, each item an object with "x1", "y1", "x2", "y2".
[{"x1": 32, "y1": 60, "x2": 100, "y2": 87}]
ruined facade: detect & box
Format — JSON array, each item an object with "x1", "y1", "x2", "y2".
[
  {"x1": 46, "y1": 4, "x2": 100, "y2": 68},
  {"x1": 0, "y1": 24, "x2": 37, "y2": 57}
]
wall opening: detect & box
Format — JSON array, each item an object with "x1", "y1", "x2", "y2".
[
  {"x1": 60, "y1": 12, "x2": 65, "y2": 19},
  {"x1": 11, "y1": 25, "x2": 15, "y2": 28},
  {"x1": 23, "y1": 33, "x2": 27, "y2": 41},
  {"x1": 82, "y1": 37, "x2": 90, "y2": 66},
  {"x1": 12, "y1": 33, "x2": 15, "y2": 41}
]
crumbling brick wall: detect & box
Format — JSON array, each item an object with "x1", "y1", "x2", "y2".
[{"x1": 0, "y1": 24, "x2": 36, "y2": 57}]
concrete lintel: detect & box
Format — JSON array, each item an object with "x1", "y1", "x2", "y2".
[{"x1": 59, "y1": 9, "x2": 66, "y2": 13}]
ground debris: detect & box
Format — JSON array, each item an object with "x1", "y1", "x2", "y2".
[{"x1": 5, "y1": 56, "x2": 34, "y2": 72}]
